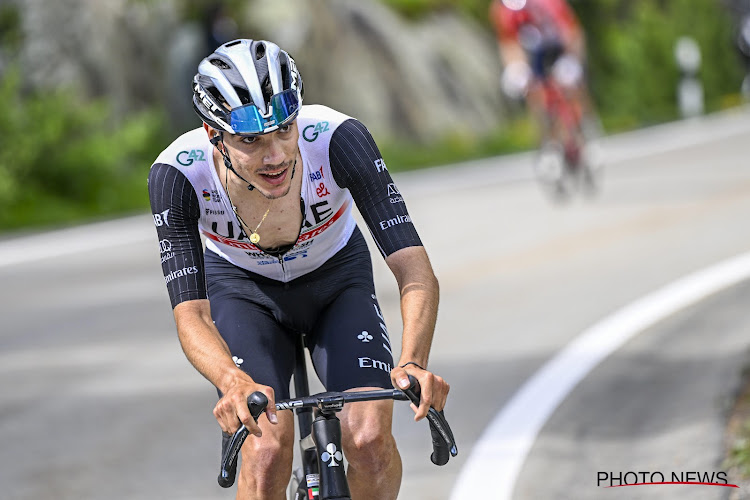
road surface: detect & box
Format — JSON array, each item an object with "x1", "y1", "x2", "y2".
[{"x1": 1, "y1": 107, "x2": 749, "y2": 499}]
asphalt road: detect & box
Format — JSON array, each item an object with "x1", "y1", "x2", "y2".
[{"x1": 1, "y1": 107, "x2": 749, "y2": 499}]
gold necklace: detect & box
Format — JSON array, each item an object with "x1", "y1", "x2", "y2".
[
  {"x1": 245, "y1": 203, "x2": 271, "y2": 244},
  {"x1": 224, "y1": 162, "x2": 272, "y2": 245}
]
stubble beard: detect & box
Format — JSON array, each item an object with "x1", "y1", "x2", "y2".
[{"x1": 256, "y1": 157, "x2": 298, "y2": 200}]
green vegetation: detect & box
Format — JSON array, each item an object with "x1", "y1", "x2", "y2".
[
  {"x1": 0, "y1": 67, "x2": 168, "y2": 231},
  {"x1": 384, "y1": 0, "x2": 745, "y2": 130},
  {"x1": 0, "y1": 0, "x2": 744, "y2": 233},
  {"x1": 574, "y1": 0, "x2": 744, "y2": 130},
  {"x1": 380, "y1": 116, "x2": 537, "y2": 170},
  {"x1": 727, "y1": 426, "x2": 750, "y2": 477},
  {"x1": 0, "y1": 3, "x2": 22, "y2": 50},
  {"x1": 725, "y1": 379, "x2": 750, "y2": 479},
  {"x1": 380, "y1": 0, "x2": 489, "y2": 21}
]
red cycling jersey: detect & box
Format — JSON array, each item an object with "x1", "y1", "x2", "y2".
[{"x1": 489, "y1": 0, "x2": 580, "y2": 45}]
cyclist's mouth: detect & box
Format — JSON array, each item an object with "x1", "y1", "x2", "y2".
[{"x1": 258, "y1": 166, "x2": 289, "y2": 186}]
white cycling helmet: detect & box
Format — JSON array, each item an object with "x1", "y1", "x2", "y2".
[
  {"x1": 192, "y1": 39, "x2": 304, "y2": 135},
  {"x1": 502, "y1": 0, "x2": 527, "y2": 11}
]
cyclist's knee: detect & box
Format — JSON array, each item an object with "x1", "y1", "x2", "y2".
[
  {"x1": 342, "y1": 414, "x2": 397, "y2": 474},
  {"x1": 347, "y1": 429, "x2": 397, "y2": 474},
  {"x1": 239, "y1": 418, "x2": 294, "y2": 487}
]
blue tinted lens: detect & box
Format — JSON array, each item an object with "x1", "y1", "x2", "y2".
[
  {"x1": 229, "y1": 90, "x2": 300, "y2": 135},
  {"x1": 270, "y1": 90, "x2": 300, "y2": 126},
  {"x1": 229, "y1": 105, "x2": 265, "y2": 135}
]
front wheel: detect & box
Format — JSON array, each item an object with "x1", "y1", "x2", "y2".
[
  {"x1": 534, "y1": 141, "x2": 571, "y2": 202},
  {"x1": 578, "y1": 140, "x2": 605, "y2": 198}
]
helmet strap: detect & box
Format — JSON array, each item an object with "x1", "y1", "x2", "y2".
[{"x1": 211, "y1": 132, "x2": 255, "y2": 191}]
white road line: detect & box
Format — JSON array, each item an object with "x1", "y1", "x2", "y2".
[{"x1": 450, "y1": 251, "x2": 750, "y2": 500}]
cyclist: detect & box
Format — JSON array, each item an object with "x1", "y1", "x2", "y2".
[
  {"x1": 148, "y1": 39, "x2": 449, "y2": 500},
  {"x1": 489, "y1": 0, "x2": 591, "y2": 140}
]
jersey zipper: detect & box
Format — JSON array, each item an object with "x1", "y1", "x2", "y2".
[
  {"x1": 278, "y1": 254, "x2": 287, "y2": 279},
  {"x1": 277, "y1": 196, "x2": 305, "y2": 281}
]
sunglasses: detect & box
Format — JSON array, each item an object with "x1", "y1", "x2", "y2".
[{"x1": 229, "y1": 89, "x2": 300, "y2": 135}]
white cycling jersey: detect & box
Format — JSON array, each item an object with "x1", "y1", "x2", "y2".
[
  {"x1": 149, "y1": 104, "x2": 421, "y2": 307},
  {"x1": 153, "y1": 105, "x2": 356, "y2": 282}
]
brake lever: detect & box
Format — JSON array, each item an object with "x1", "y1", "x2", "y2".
[
  {"x1": 401, "y1": 374, "x2": 458, "y2": 463},
  {"x1": 218, "y1": 392, "x2": 268, "y2": 488}
]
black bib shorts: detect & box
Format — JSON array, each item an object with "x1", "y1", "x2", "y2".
[{"x1": 205, "y1": 227, "x2": 395, "y2": 399}]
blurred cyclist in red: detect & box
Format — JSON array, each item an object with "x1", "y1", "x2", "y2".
[
  {"x1": 490, "y1": 0, "x2": 586, "y2": 112},
  {"x1": 490, "y1": 0, "x2": 601, "y2": 194}
]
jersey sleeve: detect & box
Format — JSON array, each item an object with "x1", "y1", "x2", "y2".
[
  {"x1": 490, "y1": 0, "x2": 522, "y2": 42},
  {"x1": 550, "y1": 0, "x2": 581, "y2": 41},
  {"x1": 328, "y1": 119, "x2": 422, "y2": 257},
  {"x1": 148, "y1": 162, "x2": 207, "y2": 308}
]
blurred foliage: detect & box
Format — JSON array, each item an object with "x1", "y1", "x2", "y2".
[
  {"x1": 727, "y1": 422, "x2": 750, "y2": 477},
  {"x1": 383, "y1": 0, "x2": 744, "y2": 129},
  {"x1": 380, "y1": 115, "x2": 537, "y2": 170},
  {"x1": 0, "y1": 3, "x2": 22, "y2": 51},
  {"x1": 381, "y1": 0, "x2": 490, "y2": 21},
  {"x1": 0, "y1": 0, "x2": 746, "y2": 232},
  {"x1": 0, "y1": 67, "x2": 169, "y2": 231},
  {"x1": 573, "y1": 0, "x2": 744, "y2": 129},
  {"x1": 724, "y1": 376, "x2": 750, "y2": 479}
]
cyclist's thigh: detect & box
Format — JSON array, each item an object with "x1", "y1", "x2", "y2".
[
  {"x1": 308, "y1": 286, "x2": 394, "y2": 392},
  {"x1": 210, "y1": 294, "x2": 296, "y2": 400}
]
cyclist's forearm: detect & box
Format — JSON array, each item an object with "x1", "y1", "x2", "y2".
[
  {"x1": 398, "y1": 280, "x2": 439, "y2": 367},
  {"x1": 173, "y1": 300, "x2": 250, "y2": 392},
  {"x1": 385, "y1": 247, "x2": 440, "y2": 367},
  {"x1": 499, "y1": 41, "x2": 526, "y2": 66}
]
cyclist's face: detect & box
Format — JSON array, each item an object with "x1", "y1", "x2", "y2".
[{"x1": 218, "y1": 121, "x2": 300, "y2": 200}]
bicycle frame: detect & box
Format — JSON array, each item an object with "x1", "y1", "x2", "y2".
[
  {"x1": 290, "y1": 335, "x2": 318, "y2": 499},
  {"x1": 538, "y1": 77, "x2": 584, "y2": 166},
  {"x1": 287, "y1": 334, "x2": 412, "y2": 499}
]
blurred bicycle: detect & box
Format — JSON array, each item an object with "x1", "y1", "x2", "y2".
[
  {"x1": 530, "y1": 54, "x2": 601, "y2": 199},
  {"x1": 491, "y1": 0, "x2": 603, "y2": 201}
]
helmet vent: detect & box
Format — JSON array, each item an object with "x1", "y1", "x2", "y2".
[
  {"x1": 234, "y1": 87, "x2": 252, "y2": 106},
  {"x1": 255, "y1": 43, "x2": 266, "y2": 60},
  {"x1": 210, "y1": 58, "x2": 231, "y2": 70},
  {"x1": 224, "y1": 40, "x2": 242, "y2": 48}
]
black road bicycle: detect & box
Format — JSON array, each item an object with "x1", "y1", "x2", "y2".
[{"x1": 217, "y1": 335, "x2": 457, "y2": 500}]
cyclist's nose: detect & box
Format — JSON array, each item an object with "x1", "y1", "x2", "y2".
[{"x1": 263, "y1": 136, "x2": 286, "y2": 166}]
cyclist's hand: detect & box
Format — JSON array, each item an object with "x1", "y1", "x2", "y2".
[
  {"x1": 391, "y1": 364, "x2": 450, "y2": 422},
  {"x1": 213, "y1": 380, "x2": 278, "y2": 437},
  {"x1": 501, "y1": 60, "x2": 532, "y2": 100}
]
